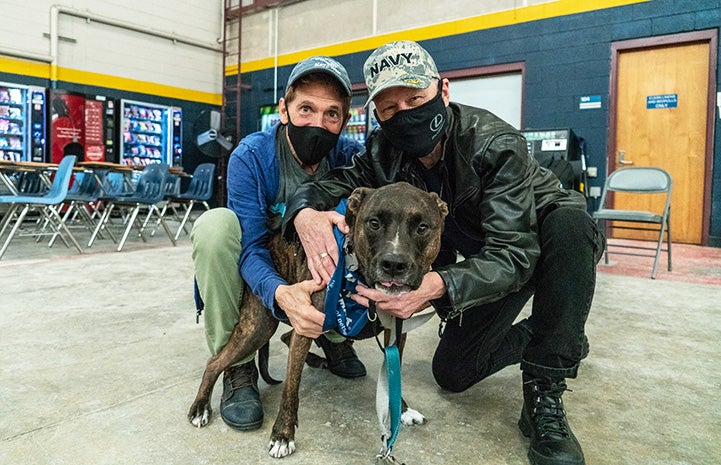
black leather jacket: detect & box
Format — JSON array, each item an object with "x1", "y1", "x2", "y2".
[{"x1": 284, "y1": 102, "x2": 587, "y2": 320}]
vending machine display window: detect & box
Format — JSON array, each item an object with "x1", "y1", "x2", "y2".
[
  {"x1": 120, "y1": 100, "x2": 181, "y2": 166},
  {"x1": 0, "y1": 82, "x2": 46, "y2": 162},
  {"x1": 259, "y1": 104, "x2": 280, "y2": 132}
]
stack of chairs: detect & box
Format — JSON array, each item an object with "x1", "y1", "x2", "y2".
[
  {"x1": 158, "y1": 163, "x2": 215, "y2": 240},
  {"x1": 88, "y1": 163, "x2": 176, "y2": 252}
]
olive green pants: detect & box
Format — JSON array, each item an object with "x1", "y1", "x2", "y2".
[{"x1": 190, "y1": 208, "x2": 255, "y2": 366}]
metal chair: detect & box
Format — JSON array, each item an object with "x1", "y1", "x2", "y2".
[
  {"x1": 593, "y1": 166, "x2": 672, "y2": 279},
  {"x1": 0, "y1": 155, "x2": 83, "y2": 260},
  {"x1": 88, "y1": 163, "x2": 177, "y2": 252},
  {"x1": 158, "y1": 163, "x2": 215, "y2": 240}
]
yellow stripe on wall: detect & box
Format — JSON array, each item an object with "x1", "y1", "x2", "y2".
[
  {"x1": 57, "y1": 67, "x2": 222, "y2": 105},
  {"x1": 0, "y1": 56, "x2": 51, "y2": 80},
  {"x1": 234, "y1": 0, "x2": 648, "y2": 75},
  {"x1": 0, "y1": 55, "x2": 221, "y2": 106}
]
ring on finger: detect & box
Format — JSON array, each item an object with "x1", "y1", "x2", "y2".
[{"x1": 319, "y1": 252, "x2": 329, "y2": 260}]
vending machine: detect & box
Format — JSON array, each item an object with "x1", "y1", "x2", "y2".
[
  {"x1": 0, "y1": 82, "x2": 47, "y2": 162},
  {"x1": 259, "y1": 103, "x2": 280, "y2": 132},
  {"x1": 49, "y1": 90, "x2": 118, "y2": 164},
  {"x1": 120, "y1": 99, "x2": 182, "y2": 166}
]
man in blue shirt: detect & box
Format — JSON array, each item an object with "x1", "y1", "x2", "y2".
[{"x1": 190, "y1": 56, "x2": 365, "y2": 431}]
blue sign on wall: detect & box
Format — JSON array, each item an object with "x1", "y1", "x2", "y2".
[
  {"x1": 646, "y1": 94, "x2": 678, "y2": 109},
  {"x1": 579, "y1": 95, "x2": 602, "y2": 110}
]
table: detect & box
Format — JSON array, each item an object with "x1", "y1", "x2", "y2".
[{"x1": 0, "y1": 160, "x2": 60, "y2": 195}]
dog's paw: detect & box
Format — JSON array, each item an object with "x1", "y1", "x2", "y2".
[
  {"x1": 188, "y1": 402, "x2": 212, "y2": 428},
  {"x1": 268, "y1": 439, "x2": 296, "y2": 458},
  {"x1": 401, "y1": 407, "x2": 426, "y2": 426}
]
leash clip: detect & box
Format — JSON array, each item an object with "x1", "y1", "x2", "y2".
[{"x1": 375, "y1": 445, "x2": 405, "y2": 465}]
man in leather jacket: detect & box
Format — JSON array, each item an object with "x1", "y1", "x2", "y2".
[{"x1": 283, "y1": 41, "x2": 604, "y2": 465}]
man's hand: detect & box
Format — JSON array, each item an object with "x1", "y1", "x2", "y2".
[
  {"x1": 275, "y1": 280, "x2": 326, "y2": 338},
  {"x1": 294, "y1": 207, "x2": 348, "y2": 284},
  {"x1": 350, "y1": 271, "x2": 446, "y2": 319}
]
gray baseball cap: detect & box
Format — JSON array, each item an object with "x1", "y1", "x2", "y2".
[
  {"x1": 286, "y1": 56, "x2": 352, "y2": 97},
  {"x1": 363, "y1": 40, "x2": 440, "y2": 105}
]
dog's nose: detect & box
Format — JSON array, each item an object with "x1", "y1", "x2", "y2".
[{"x1": 381, "y1": 253, "x2": 410, "y2": 276}]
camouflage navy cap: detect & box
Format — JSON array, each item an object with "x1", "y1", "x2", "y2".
[
  {"x1": 363, "y1": 40, "x2": 439, "y2": 105},
  {"x1": 286, "y1": 56, "x2": 352, "y2": 96}
]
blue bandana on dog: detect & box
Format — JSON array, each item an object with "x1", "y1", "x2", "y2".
[{"x1": 322, "y1": 199, "x2": 369, "y2": 337}]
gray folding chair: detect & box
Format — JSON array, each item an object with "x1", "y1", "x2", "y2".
[{"x1": 593, "y1": 166, "x2": 672, "y2": 279}]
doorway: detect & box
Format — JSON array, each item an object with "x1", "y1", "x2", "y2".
[{"x1": 608, "y1": 30, "x2": 717, "y2": 245}]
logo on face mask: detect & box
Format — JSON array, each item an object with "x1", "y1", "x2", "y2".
[{"x1": 430, "y1": 113, "x2": 445, "y2": 135}]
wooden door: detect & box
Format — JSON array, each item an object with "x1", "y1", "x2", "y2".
[{"x1": 612, "y1": 40, "x2": 711, "y2": 244}]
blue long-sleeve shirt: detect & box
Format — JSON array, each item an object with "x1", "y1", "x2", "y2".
[{"x1": 225, "y1": 123, "x2": 362, "y2": 319}]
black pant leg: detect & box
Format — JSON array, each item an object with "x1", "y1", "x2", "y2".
[
  {"x1": 432, "y1": 285, "x2": 533, "y2": 392},
  {"x1": 521, "y1": 206, "x2": 604, "y2": 379}
]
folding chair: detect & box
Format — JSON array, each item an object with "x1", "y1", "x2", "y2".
[
  {"x1": 0, "y1": 155, "x2": 83, "y2": 260},
  {"x1": 592, "y1": 166, "x2": 672, "y2": 279}
]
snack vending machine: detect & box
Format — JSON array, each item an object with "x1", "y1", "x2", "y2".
[
  {"x1": 120, "y1": 99, "x2": 182, "y2": 166},
  {"x1": 49, "y1": 90, "x2": 117, "y2": 164},
  {"x1": 342, "y1": 106, "x2": 367, "y2": 144},
  {"x1": 0, "y1": 82, "x2": 47, "y2": 162},
  {"x1": 259, "y1": 103, "x2": 280, "y2": 132}
]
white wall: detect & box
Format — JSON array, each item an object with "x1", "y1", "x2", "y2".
[
  {"x1": 1, "y1": 0, "x2": 554, "y2": 102},
  {"x1": 1, "y1": 0, "x2": 224, "y2": 100},
  {"x1": 239, "y1": 0, "x2": 554, "y2": 62}
]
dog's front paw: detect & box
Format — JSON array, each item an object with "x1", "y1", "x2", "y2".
[
  {"x1": 268, "y1": 438, "x2": 296, "y2": 458},
  {"x1": 401, "y1": 407, "x2": 426, "y2": 426},
  {"x1": 188, "y1": 400, "x2": 212, "y2": 428}
]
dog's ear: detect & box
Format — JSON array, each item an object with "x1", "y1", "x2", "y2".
[
  {"x1": 346, "y1": 186, "x2": 373, "y2": 229},
  {"x1": 427, "y1": 191, "x2": 449, "y2": 219}
]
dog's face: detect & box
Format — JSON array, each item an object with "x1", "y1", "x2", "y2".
[{"x1": 345, "y1": 182, "x2": 448, "y2": 294}]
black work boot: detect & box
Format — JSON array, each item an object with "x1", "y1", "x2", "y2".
[
  {"x1": 315, "y1": 335, "x2": 366, "y2": 378},
  {"x1": 518, "y1": 373, "x2": 585, "y2": 465},
  {"x1": 220, "y1": 361, "x2": 263, "y2": 431}
]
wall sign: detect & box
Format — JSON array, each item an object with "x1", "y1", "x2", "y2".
[
  {"x1": 646, "y1": 93, "x2": 678, "y2": 109},
  {"x1": 579, "y1": 95, "x2": 602, "y2": 110}
]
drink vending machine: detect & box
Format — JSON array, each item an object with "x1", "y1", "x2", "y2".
[
  {"x1": 0, "y1": 82, "x2": 47, "y2": 162},
  {"x1": 120, "y1": 99, "x2": 182, "y2": 166},
  {"x1": 49, "y1": 90, "x2": 118, "y2": 164}
]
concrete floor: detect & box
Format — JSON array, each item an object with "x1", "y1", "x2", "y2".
[{"x1": 0, "y1": 225, "x2": 719, "y2": 465}]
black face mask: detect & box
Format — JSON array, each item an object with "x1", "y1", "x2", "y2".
[
  {"x1": 285, "y1": 111, "x2": 340, "y2": 166},
  {"x1": 375, "y1": 86, "x2": 448, "y2": 158}
]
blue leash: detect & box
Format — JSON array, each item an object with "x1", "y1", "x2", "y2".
[
  {"x1": 376, "y1": 317, "x2": 405, "y2": 464},
  {"x1": 384, "y1": 344, "x2": 402, "y2": 449}
]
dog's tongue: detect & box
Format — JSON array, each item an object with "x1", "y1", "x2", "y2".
[{"x1": 380, "y1": 281, "x2": 396, "y2": 288}]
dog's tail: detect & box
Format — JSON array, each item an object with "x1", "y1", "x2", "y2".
[{"x1": 258, "y1": 341, "x2": 282, "y2": 385}]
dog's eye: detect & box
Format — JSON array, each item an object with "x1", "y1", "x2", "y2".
[
  {"x1": 368, "y1": 218, "x2": 381, "y2": 230},
  {"x1": 417, "y1": 223, "x2": 429, "y2": 235}
]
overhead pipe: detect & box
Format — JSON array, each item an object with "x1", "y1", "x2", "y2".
[{"x1": 49, "y1": 4, "x2": 223, "y2": 87}]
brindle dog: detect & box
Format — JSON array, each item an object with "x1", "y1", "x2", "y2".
[{"x1": 188, "y1": 182, "x2": 448, "y2": 458}]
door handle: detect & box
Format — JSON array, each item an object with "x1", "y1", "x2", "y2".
[{"x1": 618, "y1": 150, "x2": 634, "y2": 166}]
